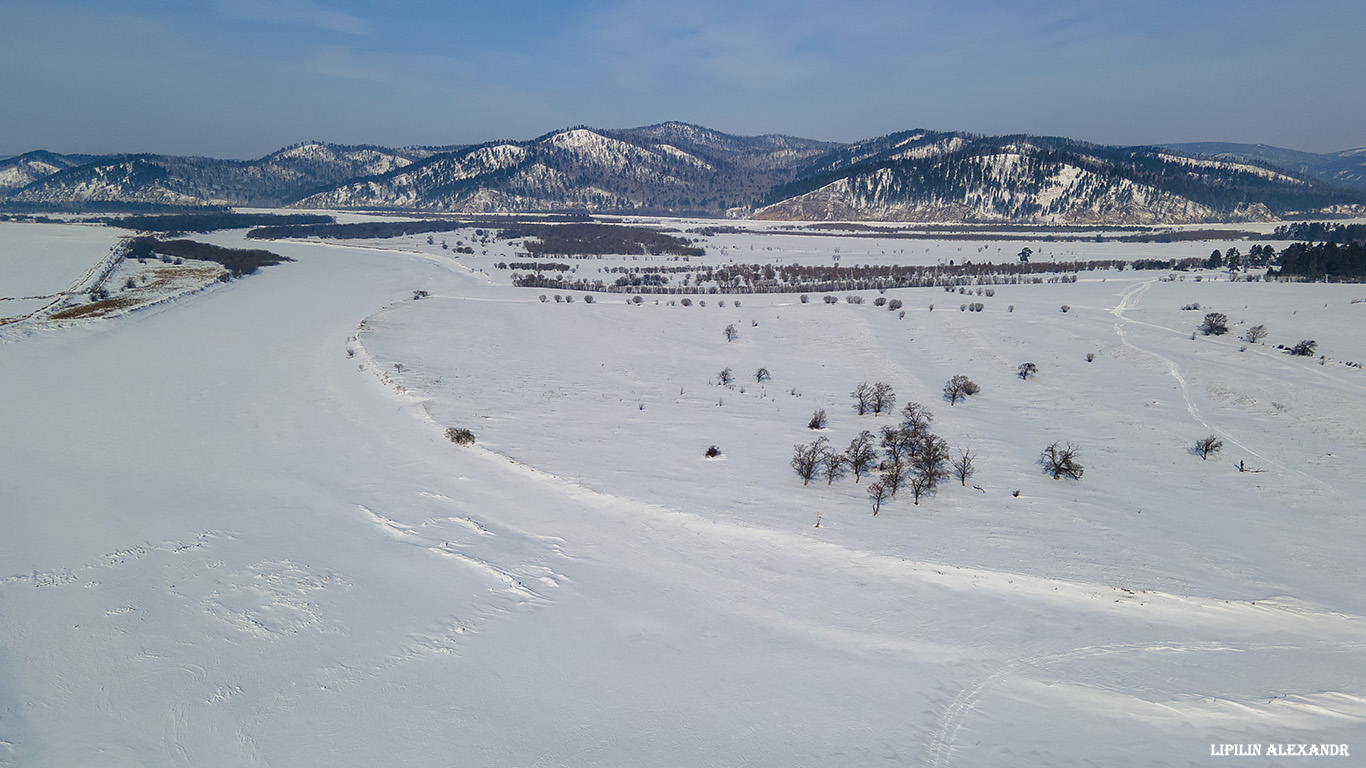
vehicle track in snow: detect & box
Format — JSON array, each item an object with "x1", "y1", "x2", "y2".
[{"x1": 1108, "y1": 277, "x2": 1335, "y2": 494}]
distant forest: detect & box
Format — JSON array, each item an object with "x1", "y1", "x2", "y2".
[
  {"x1": 129, "y1": 237, "x2": 292, "y2": 276},
  {"x1": 1270, "y1": 222, "x2": 1366, "y2": 244},
  {"x1": 1275, "y1": 242, "x2": 1366, "y2": 279},
  {"x1": 246, "y1": 214, "x2": 586, "y2": 241},
  {"x1": 496, "y1": 223, "x2": 705, "y2": 257},
  {"x1": 108, "y1": 212, "x2": 334, "y2": 233}
]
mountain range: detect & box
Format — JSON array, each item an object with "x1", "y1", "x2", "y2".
[{"x1": 4, "y1": 123, "x2": 1364, "y2": 224}]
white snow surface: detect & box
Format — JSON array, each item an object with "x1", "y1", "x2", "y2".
[
  {"x1": 0, "y1": 222, "x2": 124, "y2": 320},
  {"x1": 2, "y1": 220, "x2": 1364, "y2": 766}
]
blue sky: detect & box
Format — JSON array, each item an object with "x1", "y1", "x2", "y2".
[{"x1": 3, "y1": 0, "x2": 1363, "y2": 158}]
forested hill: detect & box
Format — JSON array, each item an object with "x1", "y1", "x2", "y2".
[{"x1": 5, "y1": 124, "x2": 1364, "y2": 223}]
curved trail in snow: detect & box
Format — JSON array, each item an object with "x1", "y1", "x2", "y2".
[{"x1": 1108, "y1": 277, "x2": 1335, "y2": 493}]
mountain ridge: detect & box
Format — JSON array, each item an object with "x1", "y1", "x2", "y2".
[{"x1": 5, "y1": 123, "x2": 1364, "y2": 223}]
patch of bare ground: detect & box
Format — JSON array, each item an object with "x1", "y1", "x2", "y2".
[{"x1": 50, "y1": 263, "x2": 224, "y2": 320}]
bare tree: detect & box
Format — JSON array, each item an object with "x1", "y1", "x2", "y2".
[
  {"x1": 879, "y1": 456, "x2": 909, "y2": 497},
  {"x1": 851, "y1": 382, "x2": 872, "y2": 415},
  {"x1": 880, "y1": 425, "x2": 916, "y2": 464},
  {"x1": 1017, "y1": 362, "x2": 1038, "y2": 380},
  {"x1": 900, "y1": 402, "x2": 934, "y2": 435},
  {"x1": 1195, "y1": 435, "x2": 1224, "y2": 460},
  {"x1": 755, "y1": 367, "x2": 771, "y2": 383},
  {"x1": 1244, "y1": 324, "x2": 1267, "y2": 344},
  {"x1": 1041, "y1": 441, "x2": 1084, "y2": 480},
  {"x1": 791, "y1": 437, "x2": 828, "y2": 485},
  {"x1": 943, "y1": 375, "x2": 980, "y2": 405},
  {"x1": 1199, "y1": 312, "x2": 1229, "y2": 336},
  {"x1": 910, "y1": 434, "x2": 951, "y2": 491},
  {"x1": 1289, "y1": 340, "x2": 1317, "y2": 356},
  {"x1": 808, "y1": 409, "x2": 828, "y2": 430},
  {"x1": 952, "y1": 448, "x2": 976, "y2": 486},
  {"x1": 845, "y1": 430, "x2": 878, "y2": 483},
  {"x1": 723, "y1": 323, "x2": 739, "y2": 342},
  {"x1": 820, "y1": 444, "x2": 847, "y2": 485},
  {"x1": 868, "y1": 480, "x2": 889, "y2": 515},
  {"x1": 908, "y1": 471, "x2": 931, "y2": 505},
  {"x1": 717, "y1": 367, "x2": 734, "y2": 385},
  {"x1": 870, "y1": 382, "x2": 897, "y2": 415}
]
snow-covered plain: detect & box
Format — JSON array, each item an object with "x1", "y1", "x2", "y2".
[
  {"x1": 0, "y1": 222, "x2": 123, "y2": 321},
  {"x1": 2, "y1": 219, "x2": 1364, "y2": 766}
]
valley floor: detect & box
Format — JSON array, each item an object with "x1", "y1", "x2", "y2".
[{"x1": 1, "y1": 221, "x2": 1363, "y2": 766}]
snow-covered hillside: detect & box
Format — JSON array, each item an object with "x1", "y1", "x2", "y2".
[{"x1": 2, "y1": 218, "x2": 1363, "y2": 766}]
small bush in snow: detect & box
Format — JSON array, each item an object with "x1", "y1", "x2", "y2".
[
  {"x1": 874, "y1": 296, "x2": 887, "y2": 307},
  {"x1": 717, "y1": 367, "x2": 734, "y2": 385},
  {"x1": 1244, "y1": 324, "x2": 1267, "y2": 343},
  {"x1": 755, "y1": 367, "x2": 771, "y2": 383},
  {"x1": 680, "y1": 298, "x2": 692, "y2": 307},
  {"x1": 1194, "y1": 435, "x2": 1224, "y2": 460},
  {"x1": 444, "y1": 427, "x2": 476, "y2": 445},
  {"x1": 705, "y1": 445, "x2": 722, "y2": 458},
  {"x1": 808, "y1": 409, "x2": 828, "y2": 430},
  {"x1": 1199, "y1": 312, "x2": 1228, "y2": 336},
  {"x1": 800, "y1": 294, "x2": 809, "y2": 304},
  {"x1": 1289, "y1": 340, "x2": 1317, "y2": 356},
  {"x1": 1017, "y1": 362, "x2": 1037, "y2": 380},
  {"x1": 723, "y1": 323, "x2": 739, "y2": 342},
  {"x1": 1041, "y1": 441, "x2": 1083, "y2": 480},
  {"x1": 583, "y1": 294, "x2": 594, "y2": 304},
  {"x1": 1060, "y1": 304, "x2": 1070, "y2": 313},
  {"x1": 943, "y1": 375, "x2": 979, "y2": 405},
  {"x1": 1086, "y1": 352, "x2": 1096, "y2": 362}
]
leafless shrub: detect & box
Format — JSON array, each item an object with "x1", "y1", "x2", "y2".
[
  {"x1": 846, "y1": 430, "x2": 878, "y2": 483},
  {"x1": 444, "y1": 427, "x2": 475, "y2": 445},
  {"x1": 1041, "y1": 441, "x2": 1084, "y2": 480},
  {"x1": 943, "y1": 375, "x2": 980, "y2": 405},
  {"x1": 868, "y1": 480, "x2": 889, "y2": 515},
  {"x1": 953, "y1": 449, "x2": 976, "y2": 486},
  {"x1": 1195, "y1": 435, "x2": 1224, "y2": 460}
]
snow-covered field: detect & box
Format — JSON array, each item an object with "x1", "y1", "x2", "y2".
[
  {"x1": 2, "y1": 219, "x2": 1363, "y2": 766},
  {"x1": 0, "y1": 222, "x2": 123, "y2": 321}
]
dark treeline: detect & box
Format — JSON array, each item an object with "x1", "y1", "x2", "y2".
[
  {"x1": 496, "y1": 223, "x2": 705, "y2": 257},
  {"x1": 1, "y1": 200, "x2": 226, "y2": 213},
  {"x1": 512, "y1": 256, "x2": 1205, "y2": 293},
  {"x1": 108, "y1": 212, "x2": 334, "y2": 233},
  {"x1": 1276, "y1": 242, "x2": 1366, "y2": 280},
  {"x1": 129, "y1": 237, "x2": 292, "y2": 277},
  {"x1": 1271, "y1": 222, "x2": 1366, "y2": 244},
  {"x1": 246, "y1": 213, "x2": 589, "y2": 241},
  {"x1": 249, "y1": 219, "x2": 472, "y2": 240}
]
